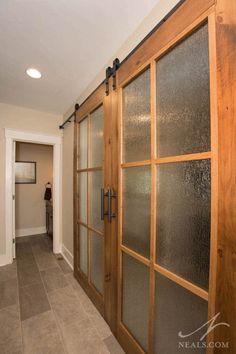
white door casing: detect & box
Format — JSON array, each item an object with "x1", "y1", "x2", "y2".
[
  {"x1": 12, "y1": 141, "x2": 16, "y2": 258},
  {"x1": 4, "y1": 129, "x2": 62, "y2": 265}
]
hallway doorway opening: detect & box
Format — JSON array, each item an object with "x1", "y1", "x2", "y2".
[
  {"x1": 5, "y1": 129, "x2": 62, "y2": 265},
  {"x1": 14, "y1": 142, "x2": 53, "y2": 258}
]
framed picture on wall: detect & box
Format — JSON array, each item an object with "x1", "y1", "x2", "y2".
[{"x1": 15, "y1": 161, "x2": 36, "y2": 184}]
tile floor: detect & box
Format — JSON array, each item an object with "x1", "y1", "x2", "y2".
[{"x1": 0, "y1": 234, "x2": 124, "y2": 354}]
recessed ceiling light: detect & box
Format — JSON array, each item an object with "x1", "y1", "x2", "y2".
[{"x1": 26, "y1": 68, "x2": 42, "y2": 79}]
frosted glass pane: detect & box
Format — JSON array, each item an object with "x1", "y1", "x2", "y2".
[
  {"x1": 155, "y1": 273, "x2": 208, "y2": 354},
  {"x1": 89, "y1": 171, "x2": 103, "y2": 232},
  {"x1": 123, "y1": 69, "x2": 151, "y2": 162},
  {"x1": 79, "y1": 225, "x2": 87, "y2": 275},
  {"x1": 79, "y1": 172, "x2": 87, "y2": 223},
  {"x1": 90, "y1": 105, "x2": 103, "y2": 168},
  {"x1": 123, "y1": 166, "x2": 151, "y2": 258},
  {"x1": 91, "y1": 232, "x2": 103, "y2": 294},
  {"x1": 156, "y1": 23, "x2": 210, "y2": 157},
  {"x1": 122, "y1": 253, "x2": 149, "y2": 351},
  {"x1": 156, "y1": 159, "x2": 211, "y2": 289},
  {"x1": 79, "y1": 118, "x2": 87, "y2": 169}
]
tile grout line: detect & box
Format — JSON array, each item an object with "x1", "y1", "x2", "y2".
[
  {"x1": 30, "y1": 236, "x2": 68, "y2": 354},
  {"x1": 15, "y1": 251, "x2": 26, "y2": 354},
  {"x1": 66, "y1": 274, "x2": 112, "y2": 344}
]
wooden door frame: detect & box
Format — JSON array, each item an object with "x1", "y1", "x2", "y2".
[{"x1": 214, "y1": 0, "x2": 236, "y2": 351}]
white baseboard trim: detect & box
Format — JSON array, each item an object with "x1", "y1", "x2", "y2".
[
  {"x1": 61, "y1": 244, "x2": 73, "y2": 270},
  {"x1": 16, "y1": 226, "x2": 47, "y2": 237},
  {"x1": 0, "y1": 254, "x2": 12, "y2": 267}
]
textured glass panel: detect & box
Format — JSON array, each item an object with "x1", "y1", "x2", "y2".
[
  {"x1": 79, "y1": 225, "x2": 87, "y2": 274},
  {"x1": 155, "y1": 273, "x2": 208, "y2": 354},
  {"x1": 123, "y1": 166, "x2": 151, "y2": 257},
  {"x1": 79, "y1": 172, "x2": 87, "y2": 223},
  {"x1": 156, "y1": 23, "x2": 210, "y2": 157},
  {"x1": 90, "y1": 105, "x2": 103, "y2": 168},
  {"x1": 122, "y1": 253, "x2": 149, "y2": 351},
  {"x1": 156, "y1": 159, "x2": 211, "y2": 289},
  {"x1": 79, "y1": 118, "x2": 87, "y2": 169},
  {"x1": 91, "y1": 232, "x2": 103, "y2": 294},
  {"x1": 89, "y1": 171, "x2": 103, "y2": 232},
  {"x1": 123, "y1": 69, "x2": 151, "y2": 162}
]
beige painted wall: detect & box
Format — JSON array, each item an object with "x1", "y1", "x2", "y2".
[
  {"x1": 62, "y1": 123, "x2": 74, "y2": 254},
  {"x1": 0, "y1": 102, "x2": 62, "y2": 256},
  {"x1": 15, "y1": 142, "x2": 53, "y2": 234}
]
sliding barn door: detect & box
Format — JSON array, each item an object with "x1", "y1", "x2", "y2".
[
  {"x1": 117, "y1": 17, "x2": 216, "y2": 354},
  {"x1": 74, "y1": 84, "x2": 118, "y2": 331}
]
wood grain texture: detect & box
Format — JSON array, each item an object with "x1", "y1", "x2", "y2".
[
  {"x1": 207, "y1": 13, "x2": 218, "y2": 352},
  {"x1": 214, "y1": 0, "x2": 236, "y2": 352},
  {"x1": 76, "y1": 83, "x2": 104, "y2": 123},
  {"x1": 73, "y1": 122, "x2": 79, "y2": 272},
  {"x1": 118, "y1": 0, "x2": 215, "y2": 85}
]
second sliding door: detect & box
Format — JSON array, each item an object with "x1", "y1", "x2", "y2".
[
  {"x1": 116, "y1": 19, "x2": 216, "y2": 354},
  {"x1": 74, "y1": 84, "x2": 118, "y2": 330}
]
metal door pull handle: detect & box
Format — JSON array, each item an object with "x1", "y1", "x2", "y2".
[{"x1": 101, "y1": 188, "x2": 108, "y2": 220}]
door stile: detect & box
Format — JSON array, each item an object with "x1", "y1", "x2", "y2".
[
  {"x1": 104, "y1": 78, "x2": 119, "y2": 333},
  {"x1": 87, "y1": 114, "x2": 91, "y2": 284},
  {"x1": 207, "y1": 12, "x2": 218, "y2": 352},
  {"x1": 148, "y1": 60, "x2": 157, "y2": 354},
  {"x1": 213, "y1": 0, "x2": 236, "y2": 349},
  {"x1": 117, "y1": 83, "x2": 123, "y2": 333}
]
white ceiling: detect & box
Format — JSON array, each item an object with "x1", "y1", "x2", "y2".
[{"x1": 0, "y1": 0, "x2": 160, "y2": 114}]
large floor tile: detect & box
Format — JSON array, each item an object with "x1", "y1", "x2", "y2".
[
  {"x1": 66, "y1": 274, "x2": 98, "y2": 316},
  {"x1": 0, "y1": 304, "x2": 22, "y2": 354},
  {"x1": 88, "y1": 309, "x2": 112, "y2": 340},
  {"x1": 34, "y1": 253, "x2": 58, "y2": 271},
  {"x1": 48, "y1": 285, "x2": 87, "y2": 326},
  {"x1": 16, "y1": 242, "x2": 33, "y2": 259},
  {"x1": 31, "y1": 241, "x2": 51, "y2": 255},
  {"x1": 43, "y1": 235, "x2": 53, "y2": 250},
  {"x1": 67, "y1": 274, "x2": 111, "y2": 338},
  {"x1": 0, "y1": 278, "x2": 18, "y2": 309},
  {"x1": 55, "y1": 255, "x2": 73, "y2": 274},
  {"x1": 60, "y1": 317, "x2": 109, "y2": 354},
  {"x1": 22, "y1": 310, "x2": 65, "y2": 354},
  {"x1": 103, "y1": 335, "x2": 125, "y2": 354},
  {"x1": 65, "y1": 273, "x2": 78, "y2": 287},
  {"x1": 16, "y1": 241, "x2": 35, "y2": 267},
  {"x1": 19, "y1": 281, "x2": 51, "y2": 321},
  {"x1": 0, "y1": 261, "x2": 17, "y2": 282},
  {"x1": 29, "y1": 234, "x2": 48, "y2": 245},
  {"x1": 17, "y1": 261, "x2": 41, "y2": 287},
  {"x1": 16, "y1": 254, "x2": 36, "y2": 268},
  {"x1": 41, "y1": 266, "x2": 68, "y2": 293},
  {"x1": 16, "y1": 236, "x2": 31, "y2": 243}
]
